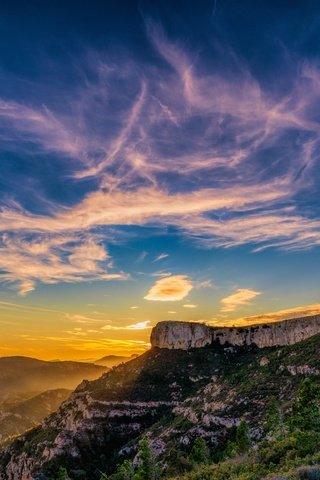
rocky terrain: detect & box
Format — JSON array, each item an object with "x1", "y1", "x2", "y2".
[
  {"x1": 151, "y1": 316, "x2": 320, "y2": 349},
  {"x1": 1, "y1": 316, "x2": 320, "y2": 479}
]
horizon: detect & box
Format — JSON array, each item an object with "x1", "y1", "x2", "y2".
[
  {"x1": 2, "y1": 305, "x2": 320, "y2": 361},
  {"x1": 2, "y1": 1, "x2": 320, "y2": 360}
]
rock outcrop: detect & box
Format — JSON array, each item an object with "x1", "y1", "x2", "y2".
[
  {"x1": 150, "y1": 321, "x2": 212, "y2": 350},
  {"x1": 150, "y1": 314, "x2": 320, "y2": 350}
]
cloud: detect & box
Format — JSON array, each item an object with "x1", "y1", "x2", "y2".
[
  {"x1": 153, "y1": 253, "x2": 169, "y2": 262},
  {"x1": 0, "y1": 99, "x2": 84, "y2": 158},
  {"x1": 195, "y1": 280, "x2": 213, "y2": 289},
  {"x1": 64, "y1": 313, "x2": 104, "y2": 325},
  {"x1": 183, "y1": 304, "x2": 198, "y2": 308},
  {"x1": 101, "y1": 320, "x2": 151, "y2": 330},
  {"x1": 2, "y1": 19, "x2": 320, "y2": 296},
  {"x1": 210, "y1": 303, "x2": 320, "y2": 327},
  {"x1": 0, "y1": 301, "x2": 62, "y2": 314},
  {"x1": 0, "y1": 233, "x2": 127, "y2": 295},
  {"x1": 151, "y1": 271, "x2": 172, "y2": 277},
  {"x1": 220, "y1": 288, "x2": 261, "y2": 313},
  {"x1": 0, "y1": 183, "x2": 289, "y2": 234},
  {"x1": 144, "y1": 274, "x2": 193, "y2": 301}
]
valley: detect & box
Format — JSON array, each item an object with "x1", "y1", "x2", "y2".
[{"x1": 0, "y1": 357, "x2": 108, "y2": 445}]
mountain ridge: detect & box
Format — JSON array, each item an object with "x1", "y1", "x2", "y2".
[
  {"x1": 0, "y1": 356, "x2": 107, "y2": 401},
  {"x1": 151, "y1": 315, "x2": 320, "y2": 349},
  {"x1": 1, "y1": 315, "x2": 320, "y2": 479}
]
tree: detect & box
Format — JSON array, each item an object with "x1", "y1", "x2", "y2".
[
  {"x1": 290, "y1": 378, "x2": 320, "y2": 432},
  {"x1": 112, "y1": 460, "x2": 135, "y2": 480},
  {"x1": 190, "y1": 437, "x2": 210, "y2": 465},
  {"x1": 235, "y1": 421, "x2": 250, "y2": 454},
  {"x1": 55, "y1": 467, "x2": 70, "y2": 480},
  {"x1": 264, "y1": 396, "x2": 282, "y2": 435},
  {"x1": 135, "y1": 436, "x2": 160, "y2": 480}
]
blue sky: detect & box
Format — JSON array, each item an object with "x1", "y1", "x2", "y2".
[{"x1": 1, "y1": 0, "x2": 320, "y2": 358}]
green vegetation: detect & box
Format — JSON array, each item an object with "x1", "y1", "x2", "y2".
[
  {"x1": 54, "y1": 466, "x2": 71, "y2": 480},
  {"x1": 190, "y1": 436, "x2": 210, "y2": 465},
  {"x1": 226, "y1": 421, "x2": 251, "y2": 456},
  {"x1": 290, "y1": 378, "x2": 320, "y2": 432},
  {"x1": 103, "y1": 436, "x2": 160, "y2": 480},
  {"x1": 264, "y1": 395, "x2": 282, "y2": 435},
  {"x1": 95, "y1": 378, "x2": 320, "y2": 480},
  {"x1": 5, "y1": 332, "x2": 320, "y2": 480}
]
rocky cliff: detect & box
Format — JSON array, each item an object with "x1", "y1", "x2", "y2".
[{"x1": 150, "y1": 315, "x2": 320, "y2": 350}]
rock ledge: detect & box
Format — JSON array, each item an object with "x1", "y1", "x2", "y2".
[{"x1": 150, "y1": 315, "x2": 320, "y2": 350}]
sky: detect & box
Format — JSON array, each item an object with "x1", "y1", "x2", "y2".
[{"x1": 2, "y1": 0, "x2": 320, "y2": 360}]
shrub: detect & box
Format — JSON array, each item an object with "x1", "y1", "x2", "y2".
[
  {"x1": 290, "y1": 379, "x2": 320, "y2": 433},
  {"x1": 190, "y1": 437, "x2": 210, "y2": 465}
]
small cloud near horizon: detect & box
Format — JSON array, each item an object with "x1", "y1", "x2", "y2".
[
  {"x1": 101, "y1": 320, "x2": 151, "y2": 331},
  {"x1": 220, "y1": 288, "x2": 261, "y2": 313},
  {"x1": 209, "y1": 303, "x2": 320, "y2": 327}
]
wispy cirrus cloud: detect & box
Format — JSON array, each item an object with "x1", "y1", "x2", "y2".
[
  {"x1": 211, "y1": 303, "x2": 320, "y2": 327},
  {"x1": 0, "y1": 233, "x2": 127, "y2": 295},
  {"x1": 153, "y1": 253, "x2": 169, "y2": 262},
  {"x1": 64, "y1": 313, "x2": 105, "y2": 325},
  {"x1": 144, "y1": 274, "x2": 193, "y2": 301},
  {"x1": 1, "y1": 18, "x2": 320, "y2": 295},
  {"x1": 0, "y1": 99, "x2": 84, "y2": 158},
  {"x1": 220, "y1": 288, "x2": 261, "y2": 313}
]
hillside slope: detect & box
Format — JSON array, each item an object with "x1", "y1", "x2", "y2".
[
  {"x1": 0, "y1": 389, "x2": 71, "y2": 444},
  {"x1": 93, "y1": 354, "x2": 137, "y2": 368},
  {"x1": 1, "y1": 332, "x2": 320, "y2": 479}
]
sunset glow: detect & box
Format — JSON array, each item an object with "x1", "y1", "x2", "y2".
[{"x1": 1, "y1": 1, "x2": 320, "y2": 360}]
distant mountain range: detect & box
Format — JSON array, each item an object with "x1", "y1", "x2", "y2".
[
  {"x1": 0, "y1": 355, "x2": 108, "y2": 443},
  {"x1": 0, "y1": 389, "x2": 71, "y2": 443},
  {"x1": 93, "y1": 354, "x2": 138, "y2": 368},
  {"x1": 0, "y1": 356, "x2": 107, "y2": 402}
]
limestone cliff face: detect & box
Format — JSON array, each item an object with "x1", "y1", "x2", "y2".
[
  {"x1": 150, "y1": 321, "x2": 212, "y2": 350},
  {"x1": 151, "y1": 315, "x2": 320, "y2": 350}
]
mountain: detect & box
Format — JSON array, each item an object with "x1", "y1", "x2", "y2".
[
  {"x1": 0, "y1": 356, "x2": 107, "y2": 402},
  {"x1": 93, "y1": 354, "x2": 139, "y2": 368},
  {"x1": 0, "y1": 389, "x2": 71, "y2": 443},
  {"x1": 1, "y1": 316, "x2": 320, "y2": 479}
]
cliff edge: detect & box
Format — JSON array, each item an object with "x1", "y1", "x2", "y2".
[{"x1": 150, "y1": 314, "x2": 320, "y2": 350}]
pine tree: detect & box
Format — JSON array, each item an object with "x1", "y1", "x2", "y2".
[
  {"x1": 135, "y1": 436, "x2": 160, "y2": 480},
  {"x1": 264, "y1": 396, "x2": 281, "y2": 434},
  {"x1": 235, "y1": 421, "x2": 250, "y2": 453},
  {"x1": 290, "y1": 378, "x2": 320, "y2": 432},
  {"x1": 190, "y1": 436, "x2": 210, "y2": 465}
]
